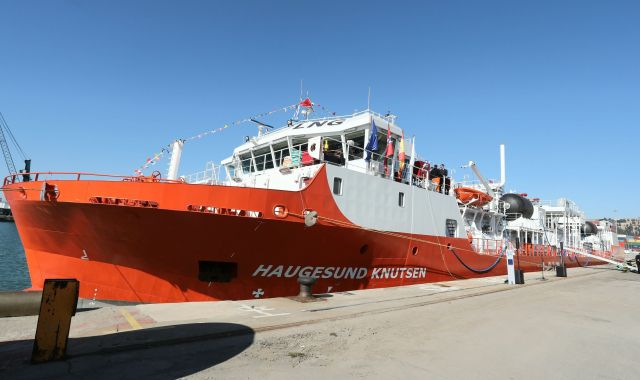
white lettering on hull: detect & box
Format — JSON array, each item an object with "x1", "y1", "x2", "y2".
[{"x1": 252, "y1": 265, "x2": 427, "y2": 280}]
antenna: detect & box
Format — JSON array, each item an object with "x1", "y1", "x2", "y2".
[
  {"x1": 299, "y1": 79, "x2": 303, "y2": 101},
  {"x1": 250, "y1": 119, "x2": 275, "y2": 137},
  {"x1": 367, "y1": 87, "x2": 371, "y2": 110}
]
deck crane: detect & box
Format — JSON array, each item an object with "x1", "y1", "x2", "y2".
[{"x1": 0, "y1": 112, "x2": 31, "y2": 182}]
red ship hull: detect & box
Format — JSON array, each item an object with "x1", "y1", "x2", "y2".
[{"x1": 4, "y1": 167, "x2": 606, "y2": 303}]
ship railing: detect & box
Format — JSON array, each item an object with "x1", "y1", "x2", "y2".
[
  {"x1": 182, "y1": 162, "x2": 222, "y2": 184},
  {"x1": 318, "y1": 135, "x2": 454, "y2": 195},
  {"x1": 519, "y1": 243, "x2": 559, "y2": 257},
  {"x1": 469, "y1": 237, "x2": 506, "y2": 256},
  {"x1": 455, "y1": 179, "x2": 500, "y2": 188},
  {"x1": 219, "y1": 134, "x2": 454, "y2": 196},
  {"x1": 3, "y1": 171, "x2": 184, "y2": 186},
  {"x1": 505, "y1": 212, "x2": 524, "y2": 220}
]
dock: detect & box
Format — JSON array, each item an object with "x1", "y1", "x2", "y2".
[{"x1": 1, "y1": 266, "x2": 638, "y2": 379}]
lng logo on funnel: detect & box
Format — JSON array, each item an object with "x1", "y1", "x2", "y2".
[{"x1": 252, "y1": 265, "x2": 427, "y2": 280}]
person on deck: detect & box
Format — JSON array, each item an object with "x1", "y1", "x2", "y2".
[
  {"x1": 441, "y1": 164, "x2": 450, "y2": 195},
  {"x1": 430, "y1": 165, "x2": 442, "y2": 192}
]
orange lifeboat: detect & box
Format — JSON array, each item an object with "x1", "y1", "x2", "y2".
[{"x1": 454, "y1": 187, "x2": 493, "y2": 207}]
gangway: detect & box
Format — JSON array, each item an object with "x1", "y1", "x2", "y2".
[{"x1": 564, "y1": 247, "x2": 637, "y2": 272}]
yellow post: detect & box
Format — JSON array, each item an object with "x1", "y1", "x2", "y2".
[{"x1": 31, "y1": 279, "x2": 79, "y2": 364}]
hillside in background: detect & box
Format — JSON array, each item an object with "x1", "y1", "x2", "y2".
[{"x1": 616, "y1": 219, "x2": 640, "y2": 236}]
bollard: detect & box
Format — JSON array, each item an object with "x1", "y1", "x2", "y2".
[
  {"x1": 31, "y1": 279, "x2": 79, "y2": 364},
  {"x1": 557, "y1": 242, "x2": 567, "y2": 277},
  {"x1": 297, "y1": 275, "x2": 317, "y2": 298},
  {"x1": 556, "y1": 266, "x2": 567, "y2": 277},
  {"x1": 514, "y1": 269, "x2": 525, "y2": 284}
]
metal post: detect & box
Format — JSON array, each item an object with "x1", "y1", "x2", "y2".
[
  {"x1": 31, "y1": 279, "x2": 79, "y2": 363},
  {"x1": 297, "y1": 275, "x2": 317, "y2": 298},
  {"x1": 167, "y1": 139, "x2": 184, "y2": 180}
]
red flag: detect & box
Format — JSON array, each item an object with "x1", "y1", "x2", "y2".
[
  {"x1": 299, "y1": 98, "x2": 313, "y2": 107},
  {"x1": 383, "y1": 124, "x2": 394, "y2": 176},
  {"x1": 385, "y1": 124, "x2": 393, "y2": 157},
  {"x1": 398, "y1": 132, "x2": 405, "y2": 171}
]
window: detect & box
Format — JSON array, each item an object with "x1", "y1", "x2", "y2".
[
  {"x1": 345, "y1": 131, "x2": 366, "y2": 160},
  {"x1": 446, "y1": 219, "x2": 457, "y2": 238},
  {"x1": 333, "y1": 177, "x2": 343, "y2": 195},
  {"x1": 272, "y1": 142, "x2": 290, "y2": 167},
  {"x1": 239, "y1": 153, "x2": 252, "y2": 173},
  {"x1": 398, "y1": 192, "x2": 405, "y2": 207},
  {"x1": 324, "y1": 135, "x2": 345, "y2": 166}
]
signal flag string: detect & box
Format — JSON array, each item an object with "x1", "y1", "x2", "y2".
[{"x1": 132, "y1": 99, "x2": 336, "y2": 175}]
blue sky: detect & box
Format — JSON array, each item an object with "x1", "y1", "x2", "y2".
[{"x1": 0, "y1": 0, "x2": 638, "y2": 218}]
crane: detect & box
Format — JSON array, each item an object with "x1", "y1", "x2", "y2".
[{"x1": 0, "y1": 112, "x2": 31, "y2": 182}]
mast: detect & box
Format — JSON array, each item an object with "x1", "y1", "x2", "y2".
[{"x1": 167, "y1": 139, "x2": 184, "y2": 180}]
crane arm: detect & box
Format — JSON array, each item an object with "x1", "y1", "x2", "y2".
[{"x1": 0, "y1": 116, "x2": 17, "y2": 175}]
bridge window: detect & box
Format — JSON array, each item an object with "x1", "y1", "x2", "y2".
[
  {"x1": 239, "y1": 153, "x2": 252, "y2": 173},
  {"x1": 345, "y1": 131, "x2": 366, "y2": 161},
  {"x1": 323, "y1": 136, "x2": 345, "y2": 165}
]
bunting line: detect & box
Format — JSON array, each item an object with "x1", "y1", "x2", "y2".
[{"x1": 133, "y1": 100, "x2": 331, "y2": 175}]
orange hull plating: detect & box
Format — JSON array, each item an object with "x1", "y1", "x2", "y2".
[{"x1": 4, "y1": 167, "x2": 604, "y2": 303}]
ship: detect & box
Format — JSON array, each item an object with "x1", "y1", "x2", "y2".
[
  {"x1": 2, "y1": 105, "x2": 619, "y2": 303},
  {"x1": 0, "y1": 197, "x2": 13, "y2": 222}
]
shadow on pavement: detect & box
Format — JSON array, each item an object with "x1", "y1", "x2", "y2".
[{"x1": 0, "y1": 322, "x2": 255, "y2": 379}]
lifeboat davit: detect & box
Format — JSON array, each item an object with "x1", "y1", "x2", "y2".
[{"x1": 454, "y1": 187, "x2": 493, "y2": 207}]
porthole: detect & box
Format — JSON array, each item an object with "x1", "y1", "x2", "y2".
[{"x1": 360, "y1": 244, "x2": 369, "y2": 255}]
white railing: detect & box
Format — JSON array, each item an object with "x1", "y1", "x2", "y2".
[
  {"x1": 183, "y1": 162, "x2": 222, "y2": 184},
  {"x1": 217, "y1": 135, "x2": 457, "y2": 195}
]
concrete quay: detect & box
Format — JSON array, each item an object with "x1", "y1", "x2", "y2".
[{"x1": 0, "y1": 266, "x2": 638, "y2": 379}]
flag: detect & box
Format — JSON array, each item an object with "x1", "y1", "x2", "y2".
[
  {"x1": 365, "y1": 119, "x2": 378, "y2": 162},
  {"x1": 384, "y1": 123, "x2": 393, "y2": 176},
  {"x1": 299, "y1": 98, "x2": 313, "y2": 107},
  {"x1": 385, "y1": 124, "x2": 394, "y2": 157},
  {"x1": 407, "y1": 135, "x2": 416, "y2": 182},
  {"x1": 398, "y1": 132, "x2": 405, "y2": 171}
]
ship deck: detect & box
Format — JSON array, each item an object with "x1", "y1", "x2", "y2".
[{"x1": 1, "y1": 265, "x2": 638, "y2": 379}]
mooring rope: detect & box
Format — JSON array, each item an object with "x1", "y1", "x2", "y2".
[
  {"x1": 574, "y1": 254, "x2": 591, "y2": 267},
  {"x1": 448, "y1": 245, "x2": 505, "y2": 274}
]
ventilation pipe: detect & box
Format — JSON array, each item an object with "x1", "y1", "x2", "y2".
[
  {"x1": 167, "y1": 139, "x2": 184, "y2": 180},
  {"x1": 496, "y1": 144, "x2": 506, "y2": 188}
]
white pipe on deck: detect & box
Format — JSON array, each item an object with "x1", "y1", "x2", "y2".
[
  {"x1": 468, "y1": 161, "x2": 496, "y2": 198},
  {"x1": 167, "y1": 139, "x2": 184, "y2": 180},
  {"x1": 497, "y1": 144, "x2": 506, "y2": 188}
]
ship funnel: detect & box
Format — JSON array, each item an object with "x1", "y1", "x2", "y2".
[
  {"x1": 167, "y1": 139, "x2": 184, "y2": 180},
  {"x1": 497, "y1": 144, "x2": 506, "y2": 188}
]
